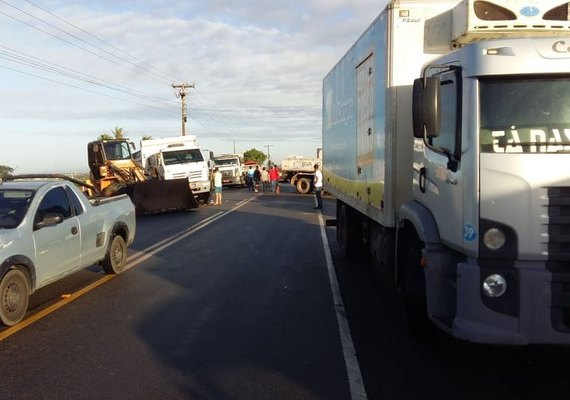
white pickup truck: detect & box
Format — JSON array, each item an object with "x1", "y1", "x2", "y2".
[{"x1": 0, "y1": 175, "x2": 136, "y2": 326}]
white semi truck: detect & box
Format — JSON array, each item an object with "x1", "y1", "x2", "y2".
[
  {"x1": 213, "y1": 153, "x2": 245, "y2": 187},
  {"x1": 323, "y1": 0, "x2": 570, "y2": 344},
  {"x1": 140, "y1": 136, "x2": 211, "y2": 203}
]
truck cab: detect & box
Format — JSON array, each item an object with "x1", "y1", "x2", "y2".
[{"x1": 213, "y1": 154, "x2": 245, "y2": 187}]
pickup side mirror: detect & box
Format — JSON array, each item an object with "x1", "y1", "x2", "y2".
[
  {"x1": 34, "y1": 213, "x2": 64, "y2": 230},
  {"x1": 412, "y1": 77, "x2": 441, "y2": 139}
]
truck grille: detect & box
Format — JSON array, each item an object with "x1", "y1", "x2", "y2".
[
  {"x1": 188, "y1": 171, "x2": 203, "y2": 180},
  {"x1": 546, "y1": 187, "x2": 570, "y2": 332},
  {"x1": 546, "y1": 187, "x2": 570, "y2": 264}
]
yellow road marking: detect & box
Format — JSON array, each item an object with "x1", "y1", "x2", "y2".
[
  {"x1": 0, "y1": 274, "x2": 115, "y2": 341},
  {"x1": 0, "y1": 197, "x2": 256, "y2": 342}
]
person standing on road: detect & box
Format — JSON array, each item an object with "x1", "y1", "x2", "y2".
[
  {"x1": 261, "y1": 167, "x2": 270, "y2": 194},
  {"x1": 246, "y1": 166, "x2": 255, "y2": 191},
  {"x1": 213, "y1": 167, "x2": 223, "y2": 205},
  {"x1": 253, "y1": 166, "x2": 261, "y2": 193},
  {"x1": 313, "y1": 163, "x2": 323, "y2": 209},
  {"x1": 269, "y1": 165, "x2": 279, "y2": 193}
]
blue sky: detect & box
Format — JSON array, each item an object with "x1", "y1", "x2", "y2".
[{"x1": 0, "y1": 0, "x2": 386, "y2": 173}]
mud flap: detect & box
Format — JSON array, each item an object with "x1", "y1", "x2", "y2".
[{"x1": 130, "y1": 178, "x2": 198, "y2": 215}]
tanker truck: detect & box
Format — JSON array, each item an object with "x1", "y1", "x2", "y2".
[{"x1": 323, "y1": 0, "x2": 570, "y2": 344}]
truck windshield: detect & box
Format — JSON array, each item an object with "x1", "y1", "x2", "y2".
[
  {"x1": 480, "y1": 76, "x2": 570, "y2": 153},
  {"x1": 0, "y1": 189, "x2": 34, "y2": 229},
  {"x1": 103, "y1": 142, "x2": 133, "y2": 160},
  {"x1": 214, "y1": 158, "x2": 238, "y2": 166},
  {"x1": 162, "y1": 149, "x2": 204, "y2": 165}
]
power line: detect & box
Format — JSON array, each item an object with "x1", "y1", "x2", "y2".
[
  {"x1": 0, "y1": 45, "x2": 177, "y2": 108},
  {"x1": 0, "y1": 0, "x2": 173, "y2": 84},
  {"x1": 0, "y1": 63, "x2": 178, "y2": 115},
  {"x1": 22, "y1": 0, "x2": 177, "y2": 83}
]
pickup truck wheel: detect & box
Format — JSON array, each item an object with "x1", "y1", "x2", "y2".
[
  {"x1": 0, "y1": 269, "x2": 30, "y2": 326},
  {"x1": 102, "y1": 235, "x2": 127, "y2": 274},
  {"x1": 296, "y1": 177, "x2": 311, "y2": 194}
]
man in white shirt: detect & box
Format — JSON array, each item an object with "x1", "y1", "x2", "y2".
[
  {"x1": 213, "y1": 167, "x2": 223, "y2": 205},
  {"x1": 313, "y1": 163, "x2": 323, "y2": 210}
]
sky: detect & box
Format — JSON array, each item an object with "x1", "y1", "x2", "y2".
[{"x1": 0, "y1": 0, "x2": 388, "y2": 173}]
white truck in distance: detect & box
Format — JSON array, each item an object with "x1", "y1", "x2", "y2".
[
  {"x1": 281, "y1": 148, "x2": 322, "y2": 194},
  {"x1": 323, "y1": 0, "x2": 570, "y2": 344},
  {"x1": 140, "y1": 136, "x2": 211, "y2": 203},
  {"x1": 213, "y1": 154, "x2": 245, "y2": 187},
  {"x1": 0, "y1": 175, "x2": 136, "y2": 326}
]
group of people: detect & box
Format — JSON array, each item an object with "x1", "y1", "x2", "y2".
[
  {"x1": 245, "y1": 165, "x2": 280, "y2": 194},
  {"x1": 211, "y1": 163, "x2": 323, "y2": 211}
]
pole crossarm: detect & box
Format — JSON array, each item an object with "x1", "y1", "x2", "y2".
[{"x1": 172, "y1": 82, "x2": 195, "y2": 136}]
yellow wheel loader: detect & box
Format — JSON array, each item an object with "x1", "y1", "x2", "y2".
[{"x1": 86, "y1": 139, "x2": 198, "y2": 215}]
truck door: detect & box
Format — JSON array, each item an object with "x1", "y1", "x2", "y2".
[
  {"x1": 417, "y1": 69, "x2": 464, "y2": 249},
  {"x1": 32, "y1": 186, "x2": 81, "y2": 285}
]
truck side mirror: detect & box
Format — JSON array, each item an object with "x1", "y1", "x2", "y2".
[{"x1": 412, "y1": 77, "x2": 441, "y2": 139}]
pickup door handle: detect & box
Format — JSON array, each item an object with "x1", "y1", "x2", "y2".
[{"x1": 71, "y1": 226, "x2": 78, "y2": 235}]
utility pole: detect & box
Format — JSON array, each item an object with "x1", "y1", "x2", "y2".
[
  {"x1": 265, "y1": 144, "x2": 274, "y2": 166},
  {"x1": 172, "y1": 83, "x2": 195, "y2": 136}
]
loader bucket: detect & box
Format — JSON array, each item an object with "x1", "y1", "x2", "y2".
[{"x1": 130, "y1": 178, "x2": 198, "y2": 215}]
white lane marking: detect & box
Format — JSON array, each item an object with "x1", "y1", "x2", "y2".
[
  {"x1": 125, "y1": 197, "x2": 256, "y2": 268},
  {"x1": 318, "y1": 211, "x2": 368, "y2": 400},
  {"x1": 0, "y1": 199, "x2": 257, "y2": 341}
]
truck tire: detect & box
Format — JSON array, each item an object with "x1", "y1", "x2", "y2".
[
  {"x1": 199, "y1": 192, "x2": 210, "y2": 204},
  {"x1": 0, "y1": 268, "x2": 30, "y2": 326},
  {"x1": 296, "y1": 177, "x2": 312, "y2": 194},
  {"x1": 337, "y1": 202, "x2": 361, "y2": 259},
  {"x1": 102, "y1": 234, "x2": 127, "y2": 274},
  {"x1": 403, "y1": 237, "x2": 432, "y2": 338}
]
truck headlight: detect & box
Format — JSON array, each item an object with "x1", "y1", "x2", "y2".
[
  {"x1": 483, "y1": 228, "x2": 505, "y2": 250},
  {"x1": 482, "y1": 274, "x2": 507, "y2": 298}
]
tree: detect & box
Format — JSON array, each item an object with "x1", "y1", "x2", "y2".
[
  {"x1": 142, "y1": 135, "x2": 153, "y2": 141},
  {"x1": 111, "y1": 126, "x2": 127, "y2": 139},
  {"x1": 0, "y1": 165, "x2": 13, "y2": 178},
  {"x1": 243, "y1": 148, "x2": 267, "y2": 165},
  {"x1": 97, "y1": 126, "x2": 127, "y2": 140}
]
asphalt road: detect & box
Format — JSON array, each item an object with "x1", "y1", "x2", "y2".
[
  {"x1": 1, "y1": 184, "x2": 570, "y2": 399},
  {"x1": 0, "y1": 184, "x2": 352, "y2": 400}
]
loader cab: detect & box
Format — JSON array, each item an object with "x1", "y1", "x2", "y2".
[{"x1": 88, "y1": 140, "x2": 135, "y2": 180}]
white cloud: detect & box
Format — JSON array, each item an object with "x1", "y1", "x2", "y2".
[{"x1": 0, "y1": 0, "x2": 389, "y2": 172}]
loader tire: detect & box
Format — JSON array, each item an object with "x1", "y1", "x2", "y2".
[{"x1": 103, "y1": 182, "x2": 127, "y2": 197}]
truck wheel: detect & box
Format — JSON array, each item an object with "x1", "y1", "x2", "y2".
[
  {"x1": 102, "y1": 234, "x2": 127, "y2": 274},
  {"x1": 296, "y1": 177, "x2": 311, "y2": 194},
  {"x1": 337, "y1": 202, "x2": 361, "y2": 259},
  {"x1": 403, "y1": 237, "x2": 431, "y2": 338},
  {"x1": 198, "y1": 192, "x2": 211, "y2": 204},
  {"x1": 0, "y1": 268, "x2": 30, "y2": 326}
]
